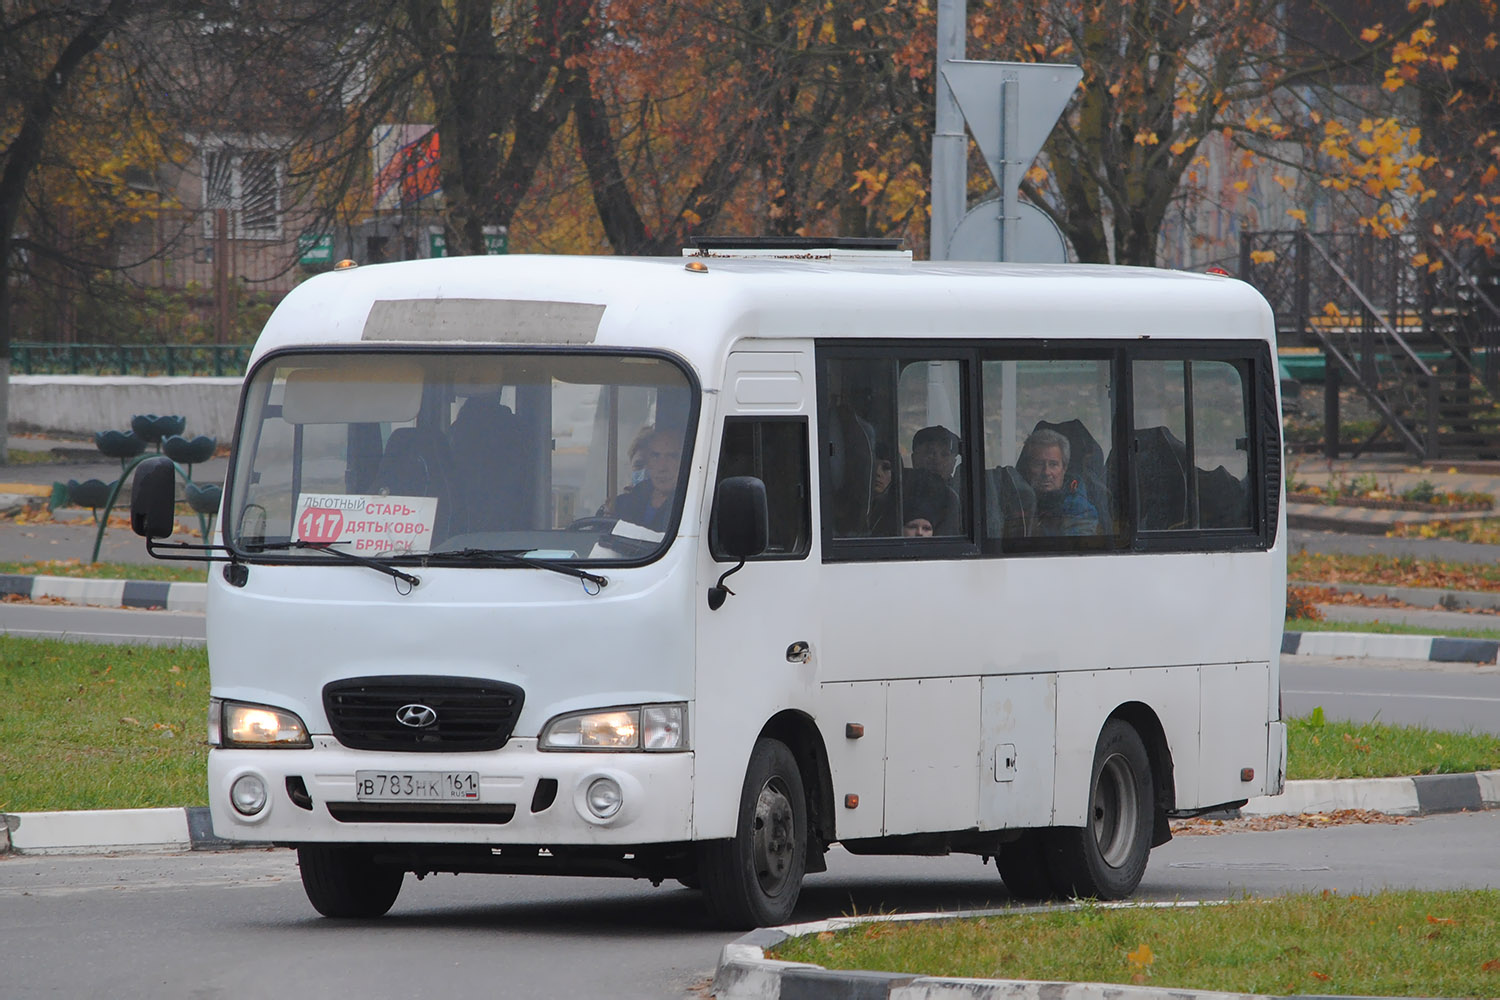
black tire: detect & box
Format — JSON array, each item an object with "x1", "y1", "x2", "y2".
[
  {"x1": 696, "y1": 738, "x2": 808, "y2": 928},
  {"x1": 995, "y1": 830, "x2": 1058, "y2": 901},
  {"x1": 1046, "y1": 719, "x2": 1154, "y2": 900},
  {"x1": 298, "y1": 845, "x2": 404, "y2": 918}
]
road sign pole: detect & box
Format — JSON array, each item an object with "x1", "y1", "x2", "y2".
[{"x1": 931, "y1": 0, "x2": 966, "y2": 261}]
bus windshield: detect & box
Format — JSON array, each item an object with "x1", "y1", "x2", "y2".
[{"x1": 226, "y1": 350, "x2": 695, "y2": 564}]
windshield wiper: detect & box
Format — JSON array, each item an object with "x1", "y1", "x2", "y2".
[
  {"x1": 243, "y1": 540, "x2": 421, "y2": 588},
  {"x1": 432, "y1": 547, "x2": 608, "y2": 590}
]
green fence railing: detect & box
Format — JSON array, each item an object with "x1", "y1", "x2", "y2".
[{"x1": 10, "y1": 343, "x2": 251, "y2": 377}]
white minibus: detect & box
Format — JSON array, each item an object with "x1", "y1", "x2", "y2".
[{"x1": 132, "y1": 239, "x2": 1287, "y2": 928}]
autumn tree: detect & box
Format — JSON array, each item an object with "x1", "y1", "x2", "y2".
[
  {"x1": 1, "y1": 0, "x2": 172, "y2": 463},
  {"x1": 569, "y1": 0, "x2": 937, "y2": 254},
  {"x1": 952, "y1": 1, "x2": 1499, "y2": 266},
  {"x1": 262, "y1": 0, "x2": 596, "y2": 258}
]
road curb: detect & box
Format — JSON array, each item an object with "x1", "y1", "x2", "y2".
[
  {"x1": 0, "y1": 806, "x2": 258, "y2": 855},
  {"x1": 1239, "y1": 769, "x2": 1500, "y2": 818},
  {"x1": 1282, "y1": 628, "x2": 1500, "y2": 663},
  {"x1": 0, "y1": 573, "x2": 205, "y2": 612},
  {"x1": 713, "y1": 901, "x2": 1444, "y2": 1000}
]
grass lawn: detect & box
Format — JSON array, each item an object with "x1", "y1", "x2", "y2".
[
  {"x1": 1287, "y1": 707, "x2": 1500, "y2": 779},
  {"x1": 1287, "y1": 616, "x2": 1500, "y2": 641},
  {"x1": 0, "y1": 636, "x2": 210, "y2": 812},
  {"x1": 770, "y1": 891, "x2": 1500, "y2": 997}
]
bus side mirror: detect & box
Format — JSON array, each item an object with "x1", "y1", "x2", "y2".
[
  {"x1": 131, "y1": 456, "x2": 178, "y2": 539},
  {"x1": 713, "y1": 476, "x2": 769, "y2": 559},
  {"x1": 708, "y1": 477, "x2": 768, "y2": 611}
]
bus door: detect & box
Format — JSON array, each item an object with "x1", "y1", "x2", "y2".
[{"x1": 692, "y1": 348, "x2": 822, "y2": 839}]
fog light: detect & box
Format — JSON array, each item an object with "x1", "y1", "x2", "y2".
[
  {"x1": 585, "y1": 777, "x2": 623, "y2": 819},
  {"x1": 230, "y1": 773, "x2": 268, "y2": 816}
]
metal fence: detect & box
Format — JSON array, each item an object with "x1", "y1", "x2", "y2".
[{"x1": 10, "y1": 343, "x2": 251, "y2": 377}]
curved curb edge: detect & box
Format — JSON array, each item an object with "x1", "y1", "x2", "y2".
[
  {"x1": 715, "y1": 903, "x2": 1271, "y2": 1000},
  {"x1": 713, "y1": 900, "x2": 1461, "y2": 1000}
]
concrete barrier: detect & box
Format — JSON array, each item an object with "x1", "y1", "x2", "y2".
[{"x1": 8, "y1": 375, "x2": 242, "y2": 441}]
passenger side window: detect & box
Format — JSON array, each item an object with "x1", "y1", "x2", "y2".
[
  {"x1": 712, "y1": 418, "x2": 811, "y2": 559},
  {"x1": 1131, "y1": 358, "x2": 1253, "y2": 532},
  {"x1": 979, "y1": 357, "x2": 1117, "y2": 546},
  {"x1": 820, "y1": 355, "x2": 968, "y2": 543}
]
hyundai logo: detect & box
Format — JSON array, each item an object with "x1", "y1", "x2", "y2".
[{"x1": 395, "y1": 703, "x2": 438, "y2": 728}]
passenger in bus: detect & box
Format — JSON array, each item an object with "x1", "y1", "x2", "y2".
[
  {"x1": 611, "y1": 426, "x2": 682, "y2": 531},
  {"x1": 1020, "y1": 428, "x2": 1099, "y2": 536},
  {"x1": 866, "y1": 441, "x2": 902, "y2": 536},
  {"x1": 901, "y1": 468, "x2": 958, "y2": 537},
  {"x1": 912, "y1": 425, "x2": 963, "y2": 496}
]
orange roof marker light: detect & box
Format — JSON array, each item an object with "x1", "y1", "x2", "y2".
[
  {"x1": 1205, "y1": 266, "x2": 1231, "y2": 277},
  {"x1": 684, "y1": 260, "x2": 709, "y2": 273},
  {"x1": 334, "y1": 259, "x2": 359, "y2": 270}
]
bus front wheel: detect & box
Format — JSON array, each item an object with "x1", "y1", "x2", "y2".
[
  {"x1": 298, "y1": 845, "x2": 404, "y2": 918},
  {"x1": 697, "y1": 737, "x2": 808, "y2": 928},
  {"x1": 1047, "y1": 719, "x2": 1154, "y2": 900}
]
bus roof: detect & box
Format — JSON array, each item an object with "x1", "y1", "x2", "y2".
[{"x1": 251, "y1": 254, "x2": 1276, "y2": 371}]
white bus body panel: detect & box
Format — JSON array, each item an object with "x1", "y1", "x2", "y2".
[{"x1": 206, "y1": 254, "x2": 1284, "y2": 854}]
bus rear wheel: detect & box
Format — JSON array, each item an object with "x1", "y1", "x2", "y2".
[
  {"x1": 298, "y1": 845, "x2": 404, "y2": 918},
  {"x1": 1047, "y1": 719, "x2": 1154, "y2": 900},
  {"x1": 697, "y1": 737, "x2": 807, "y2": 928}
]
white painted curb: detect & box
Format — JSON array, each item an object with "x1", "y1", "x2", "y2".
[
  {"x1": 1242, "y1": 776, "x2": 1420, "y2": 817},
  {"x1": 5, "y1": 808, "x2": 191, "y2": 854}
]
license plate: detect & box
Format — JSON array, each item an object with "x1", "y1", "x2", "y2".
[{"x1": 355, "y1": 770, "x2": 480, "y2": 801}]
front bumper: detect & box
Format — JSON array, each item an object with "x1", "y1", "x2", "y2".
[{"x1": 207, "y1": 736, "x2": 695, "y2": 845}]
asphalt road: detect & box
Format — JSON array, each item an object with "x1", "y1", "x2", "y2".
[
  {"x1": 0, "y1": 602, "x2": 206, "y2": 645},
  {"x1": 3, "y1": 812, "x2": 1498, "y2": 1000}
]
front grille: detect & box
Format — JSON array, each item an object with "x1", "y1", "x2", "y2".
[
  {"x1": 327, "y1": 802, "x2": 516, "y2": 824},
  {"x1": 323, "y1": 675, "x2": 524, "y2": 752}
]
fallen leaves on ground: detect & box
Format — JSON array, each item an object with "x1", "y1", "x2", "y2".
[
  {"x1": 1171, "y1": 810, "x2": 1411, "y2": 835},
  {"x1": 1290, "y1": 551, "x2": 1500, "y2": 593}
]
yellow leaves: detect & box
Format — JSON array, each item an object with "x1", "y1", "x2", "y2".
[
  {"x1": 1232, "y1": 180, "x2": 1249, "y2": 193},
  {"x1": 1361, "y1": 25, "x2": 1384, "y2": 43},
  {"x1": 1108, "y1": 81, "x2": 1123, "y2": 98},
  {"x1": 1025, "y1": 164, "x2": 1048, "y2": 186},
  {"x1": 1134, "y1": 130, "x2": 1159, "y2": 146},
  {"x1": 1323, "y1": 301, "x2": 1346, "y2": 320},
  {"x1": 1251, "y1": 249, "x2": 1276, "y2": 264},
  {"x1": 1286, "y1": 208, "x2": 1308, "y2": 225},
  {"x1": 851, "y1": 17, "x2": 866, "y2": 31},
  {"x1": 1273, "y1": 174, "x2": 1295, "y2": 192},
  {"x1": 681, "y1": 209, "x2": 702, "y2": 226},
  {"x1": 1411, "y1": 252, "x2": 1431, "y2": 268},
  {"x1": 1169, "y1": 139, "x2": 1192, "y2": 156},
  {"x1": 1126, "y1": 943, "x2": 1154, "y2": 984}
]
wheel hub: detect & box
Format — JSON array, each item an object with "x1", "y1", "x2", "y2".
[
  {"x1": 1092, "y1": 753, "x2": 1139, "y2": 869},
  {"x1": 752, "y1": 777, "x2": 795, "y2": 895}
]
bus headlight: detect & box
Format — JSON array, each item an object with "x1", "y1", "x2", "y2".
[
  {"x1": 217, "y1": 700, "x2": 312, "y2": 748},
  {"x1": 539, "y1": 703, "x2": 688, "y2": 751}
]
